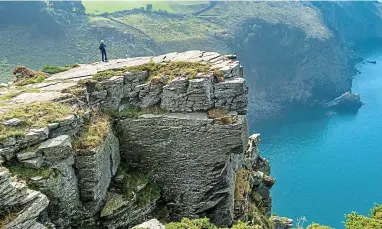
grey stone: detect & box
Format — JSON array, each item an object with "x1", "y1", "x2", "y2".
[
  {"x1": 0, "y1": 168, "x2": 49, "y2": 229},
  {"x1": 38, "y1": 135, "x2": 73, "y2": 163},
  {"x1": 116, "y1": 114, "x2": 248, "y2": 226},
  {"x1": 47, "y1": 123, "x2": 59, "y2": 130},
  {"x1": 17, "y1": 151, "x2": 37, "y2": 161},
  {"x1": 3, "y1": 118, "x2": 22, "y2": 127},
  {"x1": 161, "y1": 77, "x2": 189, "y2": 112},
  {"x1": 186, "y1": 77, "x2": 214, "y2": 111},
  {"x1": 214, "y1": 78, "x2": 248, "y2": 114},
  {"x1": 26, "y1": 127, "x2": 49, "y2": 144},
  {"x1": 324, "y1": 91, "x2": 363, "y2": 111},
  {"x1": 74, "y1": 131, "x2": 119, "y2": 214},
  {"x1": 21, "y1": 157, "x2": 43, "y2": 169},
  {"x1": 0, "y1": 147, "x2": 16, "y2": 161},
  {"x1": 132, "y1": 219, "x2": 165, "y2": 229},
  {"x1": 271, "y1": 216, "x2": 294, "y2": 229}
]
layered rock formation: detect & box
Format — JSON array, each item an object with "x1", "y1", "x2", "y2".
[{"x1": 0, "y1": 51, "x2": 284, "y2": 228}]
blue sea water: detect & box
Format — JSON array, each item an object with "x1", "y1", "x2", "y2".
[{"x1": 249, "y1": 52, "x2": 382, "y2": 229}]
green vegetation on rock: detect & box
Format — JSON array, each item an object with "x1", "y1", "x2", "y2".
[
  {"x1": 344, "y1": 204, "x2": 382, "y2": 229},
  {"x1": 103, "y1": 106, "x2": 167, "y2": 119},
  {"x1": 166, "y1": 218, "x2": 261, "y2": 229},
  {"x1": 115, "y1": 165, "x2": 161, "y2": 207},
  {"x1": 305, "y1": 223, "x2": 333, "y2": 229},
  {"x1": 7, "y1": 164, "x2": 52, "y2": 181},
  {"x1": 41, "y1": 64, "x2": 76, "y2": 74},
  {"x1": 73, "y1": 110, "x2": 110, "y2": 150},
  {"x1": 0, "y1": 102, "x2": 77, "y2": 140},
  {"x1": 93, "y1": 61, "x2": 211, "y2": 82}
]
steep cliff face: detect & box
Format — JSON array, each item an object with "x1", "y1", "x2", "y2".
[{"x1": 0, "y1": 51, "x2": 281, "y2": 228}]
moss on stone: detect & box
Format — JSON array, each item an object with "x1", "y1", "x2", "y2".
[
  {"x1": 61, "y1": 85, "x2": 85, "y2": 97},
  {"x1": 101, "y1": 194, "x2": 125, "y2": 217},
  {"x1": 0, "y1": 210, "x2": 18, "y2": 228},
  {"x1": 15, "y1": 74, "x2": 46, "y2": 86},
  {"x1": 73, "y1": 109, "x2": 110, "y2": 151},
  {"x1": 7, "y1": 164, "x2": 52, "y2": 181},
  {"x1": 93, "y1": 70, "x2": 123, "y2": 82},
  {"x1": 0, "y1": 102, "x2": 78, "y2": 140},
  {"x1": 114, "y1": 166, "x2": 161, "y2": 207}
]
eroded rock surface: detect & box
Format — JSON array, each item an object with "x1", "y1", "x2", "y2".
[{"x1": 0, "y1": 51, "x2": 282, "y2": 228}]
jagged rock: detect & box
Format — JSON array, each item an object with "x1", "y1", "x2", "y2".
[
  {"x1": 32, "y1": 157, "x2": 81, "y2": 227},
  {"x1": 186, "y1": 77, "x2": 214, "y2": 111},
  {"x1": 117, "y1": 113, "x2": 248, "y2": 226},
  {"x1": 0, "y1": 167, "x2": 50, "y2": 229},
  {"x1": 74, "y1": 131, "x2": 119, "y2": 214},
  {"x1": 0, "y1": 148, "x2": 16, "y2": 161},
  {"x1": 17, "y1": 151, "x2": 38, "y2": 161},
  {"x1": 49, "y1": 115, "x2": 83, "y2": 138},
  {"x1": 26, "y1": 127, "x2": 49, "y2": 145},
  {"x1": 161, "y1": 77, "x2": 189, "y2": 112},
  {"x1": 37, "y1": 135, "x2": 73, "y2": 164},
  {"x1": 270, "y1": 216, "x2": 294, "y2": 229},
  {"x1": 3, "y1": 118, "x2": 22, "y2": 127},
  {"x1": 132, "y1": 219, "x2": 165, "y2": 229},
  {"x1": 214, "y1": 78, "x2": 248, "y2": 114},
  {"x1": 324, "y1": 92, "x2": 363, "y2": 111},
  {"x1": 22, "y1": 157, "x2": 43, "y2": 169}
]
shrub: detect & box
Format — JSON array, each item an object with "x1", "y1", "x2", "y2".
[
  {"x1": 41, "y1": 65, "x2": 72, "y2": 74},
  {"x1": 306, "y1": 223, "x2": 333, "y2": 229},
  {"x1": 345, "y1": 204, "x2": 382, "y2": 229},
  {"x1": 166, "y1": 218, "x2": 259, "y2": 229}
]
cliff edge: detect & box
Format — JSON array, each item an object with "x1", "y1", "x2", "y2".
[{"x1": 0, "y1": 51, "x2": 285, "y2": 228}]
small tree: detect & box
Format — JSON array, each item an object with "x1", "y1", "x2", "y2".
[{"x1": 146, "y1": 4, "x2": 153, "y2": 12}]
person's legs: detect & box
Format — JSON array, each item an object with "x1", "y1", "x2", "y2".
[
  {"x1": 104, "y1": 50, "x2": 108, "y2": 61},
  {"x1": 101, "y1": 51, "x2": 105, "y2": 62}
]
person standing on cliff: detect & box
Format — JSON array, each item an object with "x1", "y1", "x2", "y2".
[{"x1": 99, "y1": 40, "x2": 108, "y2": 62}]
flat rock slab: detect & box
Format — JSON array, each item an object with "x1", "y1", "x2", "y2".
[
  {"x1": 10, "y1": 92, "x2": 71, "y2": 104},
  {"x1": 49, "y1": 66, "x2": 97, "y2": 81},
  {"x1": 39, "y1": 82, "x2": 78, "y2": 92}
]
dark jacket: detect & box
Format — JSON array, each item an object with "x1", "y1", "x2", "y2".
[{"x1": 99, "y1": 43, "x2": 106, "y2": 51}]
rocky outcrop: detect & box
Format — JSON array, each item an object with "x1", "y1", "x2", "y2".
[
  {"x1": 324, "y1": 91, "x2": 363, "y2": 111},
  {"x1": 117, "y1": 113, "x2": 248, "y2": 226},
  {"x1": 0, "y1": 167, "x2": 51, "y2": 229},
  {"x1": 0, "y1": 51, "x2": 282, "y2": 228}
]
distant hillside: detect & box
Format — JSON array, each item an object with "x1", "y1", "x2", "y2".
[{"x1": 1, "y1": 1, "x2": 381, "y2": 119}]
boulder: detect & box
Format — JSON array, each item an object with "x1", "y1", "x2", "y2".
[
  {"x1": 324, "y1": 92, "x2": 363, "y2": 111},
  {"x1": 132, "y1": 219, "x2": 165, "y2": 229}
]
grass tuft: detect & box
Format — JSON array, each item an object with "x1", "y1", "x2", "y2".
[
  {"x1": 0, "y1": 102, "x2": 78, "y2": 140},
  {"x1": 15, "y1": 74, "x2": 46, "y2": 86},
  {"x1": 73, "y1": 109, "x2": 110, "y2": 151},
  {"x1": 92, "y1": 61, "x2": 211, "y2": 83},
  {"x1": 7, "y1": 164, "x2": 52, "y2": 181}
]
